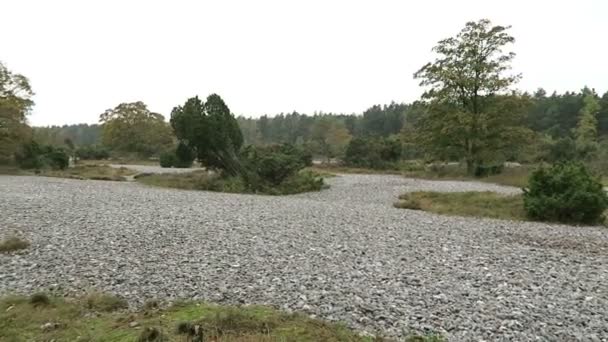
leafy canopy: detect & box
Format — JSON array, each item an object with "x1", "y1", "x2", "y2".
[
  {"x1": 414, "y1": 19, "x2": 531, "y2": 173},
  {"x1": 99, "y1": 101, "x2": 174, "y2": 157},
  {"x1": 0, "y1": 61, "x2": 35, "y2": 162}
]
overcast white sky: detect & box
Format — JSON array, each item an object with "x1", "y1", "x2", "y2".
[{"x1": 2, "y1": 0, "x2": 607, "y2": 126}]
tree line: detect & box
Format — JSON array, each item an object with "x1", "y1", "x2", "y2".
[{"x1": 2, "y1": 19, "x2": 607, "y2": 178}]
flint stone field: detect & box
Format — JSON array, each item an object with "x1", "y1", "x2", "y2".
[{"x1": 1, "y1": 172, "x2": 607, "y2": 341}]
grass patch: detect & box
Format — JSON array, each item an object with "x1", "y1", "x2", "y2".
[
  {"x1": 0, "y1": 236, "x2": 30, "y2": 253},
  {"x1": 0, "y1": 165, "x2": 24, "y2": 175},
  {"x1": 136, "y1": 169, "x2": 326, "y2": 195},
  {"x1": 84, "y1": 292, "x2": 129, "y2": 312},
  {"x1": 0, "y1": 293, "x2": 446, "y2": 341},
  {"x1": 402, "y1": 163, "x2": 532, "y2": 188},
  {"x1": 395, "y1": 191, "x2": 526, "y2": 221},
  {"x1": 42, "y1": 165, "x2": 137, "y2": 181},
  {"x1": 309, "y1": 164, "x2": 402, "y2": 175}
]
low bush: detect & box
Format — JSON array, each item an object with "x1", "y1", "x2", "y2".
[
  {"x1": 174, "y1": 142, "x2": 195, "y2": 168},
  {"x1": 344, "y1": 137, "x2": 402, "y2": 170},
  {"x1": 241, "y1": 144, "x2": 304, "y2": 185},
  {"x1": 0, "y1": 236, "x2": 30, "y2": 253},
  {"x1": 29, "y1": 293, "x2": 51, "y2": 307},
  {"x1": 159, "y1": 151, "x2": 177, "y2": 168},
  {"x1": 84, "y1": 292, "x2": 128, "y2": 312},
  {"x1": 523, "y1": 162, "x2": 608, "y2": 224},
  {"x1": 160, "y1": 143, "x2": 195, "y2": 168},
  {"x1": 14, "y1": 141, "x2": 69, "y2": 170},
  {"x1": 474, "y1": 163, "x2": 504, "y2": 177},
  {"x1": 75, "y1": 145, "x2": 110, "y2": 160}
]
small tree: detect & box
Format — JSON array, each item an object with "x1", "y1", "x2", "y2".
[
  {"x1": 523, "y1": 162, "x2": 608, "y2": 224},
  {"x1": 574, "y1": 89, "x2": 600, "y2": 159},
  {"x1": 170, "y1": 94, "x2": 243, "y2": 175}
]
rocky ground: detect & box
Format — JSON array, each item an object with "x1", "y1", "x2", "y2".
[{"x1": 1, "y1": 174, "x2": 607, "y2": 341}]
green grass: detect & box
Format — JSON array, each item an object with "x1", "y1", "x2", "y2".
[
  {"x1": 42, "y1": 165, "x2": 137, "y2": 181},
  {"x1": 0, "y1": 236, "x2": 30, "y2": 253},
  {"x1": 395, "y1": 191, "x2": 526, "y2": 221},
  {"x1": 402, "y1": 164, "x2": 533, "y2": 188},
  {"x1": 0, "y1": 293, "x2": 444, "y2": 341},
  {"x1": 79, "y1": 158, "x2": 160, "y2": 166},
  {"x1": 309, "y1": 164, "x2": 403, "y2": 175},
  {"x1": 136, "y1": 169, "x2": 326, "y2": 195}
]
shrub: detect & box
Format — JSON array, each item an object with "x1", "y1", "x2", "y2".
[
  {"x1": 241, "y1": 144, "x2": 309, "y2": 186},
  {"x1": 45, "y1": 148, "x2": 69, "y2": 170},
  {"x1": 474, "y1": 163, "x2": 504, "y2": 177},
  {"x1": 523, "y1": 162, "x2": 608, "y2": 224},
  {"x1": 75, "y1": 145, "x2": 110, "y2": 160},
  {"x1": 159, "y1": 151, "x2": 177, "y2": 168},
  {"x1": 174, "y1": 142, "x2": 195, "y2": 168},
  {"x1": 0, "y1": 236, "x2": 30, "y2": 253},
  {"x1": 137, "y1": 327, "x2": 163, "y2": 342},
  {"x1": 343, "y1": 137, "x2": 402, "y2": 169},
  {"x1": 14, "y1": 141, "x2": 69, "y2": 170},
  {"x1": 29, "y1": 293, "x2": 51, "y2": 307},
  {"x1": 84, "y1": 292, "x2": 128, "y2": 312}
]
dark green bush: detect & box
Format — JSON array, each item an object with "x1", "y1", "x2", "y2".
[
  {"x1": 174, "y1": 142, "x2": 195, "y2": 168},
  {"x1": 75, "y1": 145, "x2": 110, "y2": 160},
  {"x1": 547, "y1": 137, "x2": 577, "y2": 162},
  {"x1": 241, "y1": 144, "x2": 309, "y2": 186},
  {"x1": 45, "y1": 148, "x2": 69, "y2": 170},
  {"x1": 523, "y1": 162, "x2": 608, "y2": 224},
  {"x1": 474, "y1": 163, "x2": 504, "y2": 177},
  {"x1": 159, "y1": 151, "x2": 177, "y2": 168},
  {"x1": 343, "y1": 137, "x2": 402, "y2": 169},
  {"x1": 15, "y1": 141, "x2": 69, "y2": 170}
]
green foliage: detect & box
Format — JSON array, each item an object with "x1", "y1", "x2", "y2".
[
  {"x1": 547, "y1": 137, "x2": 577, "y2": 162},
  {"x1": 33, "y1": 124, "x2": 101, "y2": 147},
  {"x1": 75, "y1": 145, "x2": 110, "y2": 160},
  {"x1": 523, "y1": 162, "x2": 608, "y2": 224},
  {"x1": 137, "y1": 169, "x2": 324, "y2": 196},
  {"x1": 174, "y1": 141, "x2": 195, "y2": 168},
  {"x1": 170, "y1": 94, "x2": 243, "y2": 175},
  {"x1": 0, "y1": 61, "x2": 34, "y2": 163},
  {"x1": 474, "y1": 163, "x2": 504, "y2": 177},
  {"x1": 14, "y1": 141, "x2": 69, "y2": 170},
  {"x1": 99, "y1": 102, "x2": 174, "y2": 158},
  {"x1": 414, "y1": 19, "x2": 532, "y2": 174},
  {"x1": 241, "y1": 144, "x2": 310, "y2": 186},
  {"x1": 309, "y1": 117, "x2": 352, "y2": 161},
  {"x1": 159, "y1": 151, "x2": 177, "y2": 168},
  {"x1": 344, "y1": 137, "x2": 401, "y2": 169},
  {"x1": 574, "y1": 90, "x2": 600, "y2": 159}
]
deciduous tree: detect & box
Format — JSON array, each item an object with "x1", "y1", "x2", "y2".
[
  {"x1": 0, "y1": 62, "x2": 34, "y2": 162},
  {"x1": 99, "y1": 102, "x2": 174, "y2": 157},
  {"x1": 414, "y1": 19, "x2": 530, "y2": 174}
]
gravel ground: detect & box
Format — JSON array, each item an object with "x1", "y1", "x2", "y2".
[{"x1": 1, "y1": 174, "x2": 607, "y2": 341}]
